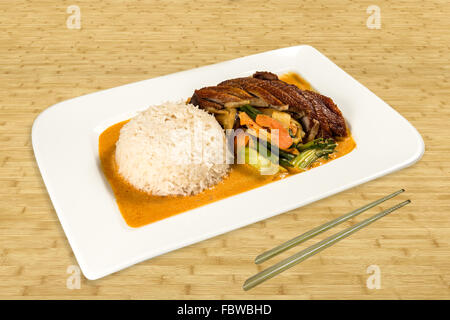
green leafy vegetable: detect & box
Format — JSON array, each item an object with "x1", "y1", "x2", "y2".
[
  {"x1": 247, "y1": 134, "x2": 295, "y2": 161},
  {"x1": 296, "y1": 138, "x2": 336, "y2": 152},
  {"x1": 291, "y1": 138, "x2": 337, "y2": 169}
]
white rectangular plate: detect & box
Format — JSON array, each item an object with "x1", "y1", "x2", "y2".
[{"x1": 32, "y1": 45, "x2": 424, "y2": 280}]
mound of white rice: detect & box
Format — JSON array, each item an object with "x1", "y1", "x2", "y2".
[{"x1": 115, "y1": 102, "x2": 231, "y2": 196}]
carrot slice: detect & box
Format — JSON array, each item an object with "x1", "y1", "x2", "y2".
[
  {"x1": 255, "y1": 114, "x2": 293, "y2": 149},
  {"x1": 234, "y1": 130, "x2": 250, "y2": 150},
  {"x1": 239, "y1": 112, "x2": 259, "y2": 128}
]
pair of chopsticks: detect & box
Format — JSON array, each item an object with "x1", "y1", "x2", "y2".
[{"x1": 243, "y1": 189, "x2": 410, "y2": 291}]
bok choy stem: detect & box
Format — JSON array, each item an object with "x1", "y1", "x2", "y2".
[{"x1": 292, "y1": 138, "x2": 337, "y2": 169}]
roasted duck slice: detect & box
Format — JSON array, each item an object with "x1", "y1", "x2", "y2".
[
  {"x1": 218, "y1": 78, "x2": 288, "y2": 110},
  {"x1": 221, "y1": 77, "x2": 297, "y2": 111},
  {"x1": 190, "y1": 94, "x2": 224, "y2": 112},
  {"x1": 302, "y1": 90, "x2": 347, "y2": 137},
  {"x1": 190, "y1": 71, "x2": 347, "y2": 141},
  {"x1": 211, "y1": 85, "x2": 254, "y2": 99},
  {"x1": 192, "y1": 86, "x2": 250, "y2": 108}
]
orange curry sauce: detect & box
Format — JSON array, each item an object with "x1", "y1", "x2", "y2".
[{"x1": 99, "y1": 73, "x2": 356, "y2": 227}]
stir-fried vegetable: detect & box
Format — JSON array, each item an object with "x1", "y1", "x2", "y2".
[
  {"x1": 240, "y1": 105, "x2": 293, "y2": 150},
  {"x1": 238, "y1": 112, "x2": 271, "y2": 143},
  {"x1": 260, "y1": 109, "x2": 292, "y2": 129},
  {"x1": 237, "y1": 146, "x2": 283, "y2": 175},
  {"x1": 239, "y1": 111, "x2": 260, "y2": 130},
  {"x1": 254, "y1": 114, "x2": 293, "y2": 149},
  {"x1": 215, "y1": 108, "x2": 237, "y2": 130},
  {"x1": 236, "y1": 106, "x2": 338, "y2": 173},
  {"x1": 297, "y1": 138, "x2": 336, "y2": 152},
  {"x1": 256, "y1": 138, "x2": 295, "y2": 162},
  {"x1": 289, "y1": 118, "x2": 305, "y2": 145}
]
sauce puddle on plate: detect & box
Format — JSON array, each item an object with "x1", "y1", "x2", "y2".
[{"x1": 99, "y1": 73, "x2": 356, "y2": 228}]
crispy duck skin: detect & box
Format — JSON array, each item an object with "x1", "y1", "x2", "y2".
[
  {"x1": 190, "y1": 71, "x2": 348, "y2": 141},
  {"x1": 221, "y1": 77, "x2": 297, "y2": 111},
  {"x1": 301, "y1": 90, "x2": 347, "y2": 137},
  {"x1": 193, "y1": 87, "x2": 250, "y2": 108},
  {"x1": 251, "y1": 71, "x2": 347, "y2": 138},
  {"x1": 218, "y1": 78, "x2": 288, "y2": 110},
  {"x1": 192, "y1": 85, "x2": 270, "y2": 109}
]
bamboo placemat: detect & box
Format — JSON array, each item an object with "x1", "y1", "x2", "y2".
[{"x1": 0, "y1": 0, "x2": 448, "y2": 299}]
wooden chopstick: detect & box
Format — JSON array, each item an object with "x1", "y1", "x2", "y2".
[
  {"x1": 243, "y1": 199, "x2": 411, "y2": 291},
  {"x1": 255, "y1": 189, "x2": 405, "y2": 264}
]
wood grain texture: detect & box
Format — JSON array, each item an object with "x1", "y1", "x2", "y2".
[{"x1": 0, "y1": 0, "x2": 449, "y2": 299}]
